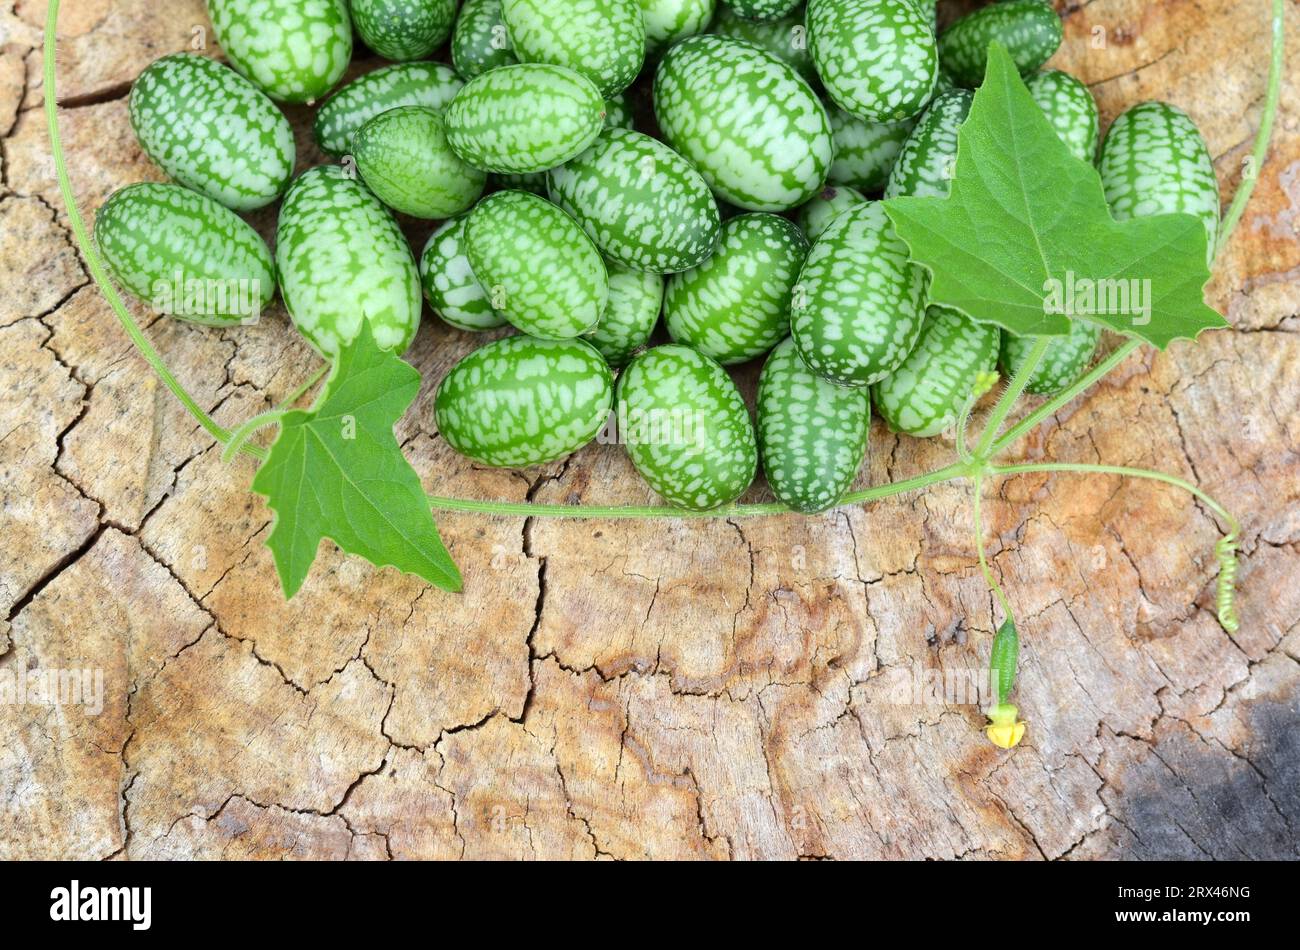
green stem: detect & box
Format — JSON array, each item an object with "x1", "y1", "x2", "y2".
[
  {"x1": 972, "y1": 475, "x2": 1014, "y2": 620},
  {"x1": 989, "y1": 461, "x2": 1242, "y2": 539},
  {"x1": 973, "y1": 337, "x2": 1050, "y2": 460},
  {"x1": 276, "y1": 362, "x2": 331, "y2": 410}
]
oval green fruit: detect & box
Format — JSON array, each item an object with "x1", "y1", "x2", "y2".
[
  {"x1": 938, "y1": 0, "x2": 1062, "y2": 89},
  {"x1": 807, "y1": 0, "x2": 938, "y2": 121},
  {"x1": 128, "y1": 54, "x2": 294, "y2": 212},
  {"x1": 207, "y1": 0, "x2": 352, "y2": 103},
  {"x1": 827, "y1": 105, "x2": 916, "y2": 193},
  {"x1": 501, "y1": 0, "x2": 646, "y2": 96},
  {"x1": 617, "y1": 344, "x2": 757, "y2": 510},
  {"x1": 664, "y1": 213, "x2": 808, "y2": 364},
  {"x1": 419, "y1": 216, "x2": 507, "y2": 332},
  {"x1": 710, "y1": 4, "x2": 815, "y2": 85},
  {"x1": 94, "y1": 182, "x2": 275, "y2": 326},
  {"x1": 654, "y1": 34, "x2": 832, "y2": 211},
  {"x1": 790, "y1": 201, "x2": 927, "y2": 386},
  {"x1": 275, "y1": 166, "x2": 421, "y2": 356},
  {"x1": 451, "y1": 0, "x2": 517, "y2": 79},
  {"x1": 1026, "y1": 69, "x2": 1099, "y2": 164},
  {"x1": 794, "y1": 184, "x2": 866, "y2": 241},
  {"x1": 586, "y1": 261, "x2": 664, "y2": 367},
  {"x1": 757, "y1": 337, "x2": 870, "y2": 513},
  {"x1": 352, "y1": 0, "x2": 455, "y2": 61},
  {"x1": 435, "y1": 336, "x2": 614, "y2": 467},
  {"x1": 1098, "y1": 101, "x2": 1220, "y2": 268},
  {"x1": 873, "y1": 306, "x2": 1000, "y2": 438},
  {"x1": 314, "y1": 62, "x2": 464, "y2": 157},
  {"x1": 640, "y1": 0, "x2": 716, "y2": 58},
  {"x1": 444, "y1": 63, "x2": 606, "y2": 173},
  {"x1": 547, "y1": 128, "x2": 721, "y2": 274},
  {"x1": 999, "y1": 322, "x2": 1102, "y2": 396},
  {"x1": 465, "y1": 190, "x2": 609, "y2": 339},
  {"x1": 354, "y1": 106, "x2": 486, "y2": 218},
  {"x1": 883, "y1": 88, "x2": 972, "y2": 199}
]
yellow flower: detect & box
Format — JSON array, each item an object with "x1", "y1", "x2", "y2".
[{"x1": 985, "y1": 703, "x2": 1026, "y2": 749}]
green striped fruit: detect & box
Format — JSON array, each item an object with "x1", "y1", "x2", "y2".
[
  {"x1": 883, "y1": 89, "x2": 972, "y2": 199},
  {"x1": 873, "y1": 306, "x2": 1000, "y2": 438},
  {"x1": 94, "y1": 183, "x2": 275, "y2": 326},
  {"x1": 451, "y1": 0, "x2": 517, "y2": 79},
  {"x1": 207, "y1": 0, "x2": 352, "y2": 103},
  {"x1": 604, "y1": 92, "x2": 635, "y2": 130},
  {"x1": 444, "y1": 63, "x2": 606, "y2": 173},
  {"x1": 314, "y1": 62, "x2": 463, "y2": 157},
  {"x1": 641, "y1": 0, "x2": 716, "y2": 58},
  {"x1": 546, "y1": 128, "x2": 721, "y2": 273},
  {"x1": 586, "y1": 261, "x2": 664, "y2": 366},
  {"x1": 794, "y1": 184, "x2": 866, "y2": 240},
  {"x1": 790, "y1": 201, "x2": 927, "y2": 386},
  {"x1": 352, "y1": 0, "x2": 455, "y2": 61},
  {"x1": 807, "y1": 0, "x2": 938, "y2": 122},
  {"x1": 1098, "y1": 101, "x2": 1220, "y2": 268},
  {"x1": 419, "y1": 216, "x2": 507, "y2": 332},
  {"x1": 501, "y1": 0, "x2": 646, "y2": 97},
  {"x1": 710, "y1": 5, "x2": 815, "y2": 85},
  {"x1": 757, "y1": 337, "x2": 870, "y2": 513},
  {"x1": 617, "y1": 344, "x2": 757, "y2": 510},
  {"x1": 128, "y1": 54, "x2": 293, "y2": 212},
  {"x1": 276, "y1": 166, "x2": 421, "y2": 356},
  {"x1": 999, "y1": 321, "x2": 1102, "y2": 396},
  {"x1": 1026, "y1": 69, "x2": 1099, "y2": 164},
  {"x1": 435, "y1": 336, "x2": 614, "y2": 467},
  {"x1": 654, "y1": 34, "x2": 832, "y2": 211},
  {"x1": 464, "y1": 190, "x2": 608, "y2": 339},
  {"x1": 827, "y1": 106, "x2": 916, "y2": 193},
  {"x1": 938, "y1": 0, "x2": 1062, "y2": 89},
  {"x1": 664, "y1": 213, "x2": 807, "y2": 363},
  {"x1": 727, "y1": 0, "x2": 800, "y2": 19},
  {"x1": 354, "y1": 106, "x2": 486, "y2": 218}
]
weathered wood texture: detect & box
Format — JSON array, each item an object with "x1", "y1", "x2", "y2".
[{"x1": 0, "y1": 0, "x2": 1297, "y2": 860}]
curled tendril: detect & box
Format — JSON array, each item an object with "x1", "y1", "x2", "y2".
[{"x1": 1215, "y1": 534, "x2": 1241, "y2": 635}]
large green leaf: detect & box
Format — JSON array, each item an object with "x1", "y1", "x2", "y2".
[
  {"x1": 251, "y1": 321, "x2": 462, "y2": 598},
  {"x1": 884, "y1": 43, "x2": 1226, "y2": 349}
]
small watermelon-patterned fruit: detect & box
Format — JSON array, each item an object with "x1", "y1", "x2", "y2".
[
  {"x1": 604, "y1": 93, "x2": 635, "y2": 130},
  {"x1": 436, "y1": 336, "x2": 614, "y2": 467},
  {"x1": 129, "y1": 54, "x2": 294, "y2": 212},
  {"x1": 207, "y1": 0, "x2": 352, "y2": 104},
  {"x1": 419, "y1": 216, "x2": 507, "y2": 332},
  {"x1": 276, "y1": 166, "x2": 421, "y2": 356},
  {"x1": 451, "y1": 0, "x2": 517, "y2": 79},
  {"x1": 547, "y1": 128, "x2": 721, "y2": 274},
  {"x1": 640, "y1": 0, "x2": 716, "y2": 58},
  {"x1": 314, "y1": 62, "x2": 464, "y2": 157},
  {"x1": 95, "y1": 183, "x2": 275, "y2": 326},
  {"x1": 807, "y1": 0, "x2": 938, "y2": 122},
  {"x1": 501, "y1": 0, "x2": 646, "y2": 97},
  {"x1": 999, "y1": 321, "x2": 1102, "y2": 396},
  {"x1": 586, "y1": 262, "x2": 664, "y2": 367},
  {"x1": 827, "y1": 106, "x2": 917, "y2": 194},
  {"x1": 727, "y1": 0, "x2": 800, "y2": 20},
  {"x1": 354, "y1": 106, "x2": 486, "y2": 219},
  {"x1": 465, "y1": 190, "x2": 609, "y2": 339},
  {"x1": 444, "y1": 63, "x2": 606, "y2": 173},
  {"x1": 664, "y1": 213, "x2": 808, "y2": 364},
  {"x1": 794, "y1": 184, "x2": 867, "y2": 241},
  {"x1": 352, "y1": 0, "x2": 456, "y2": 61},
  {"x1": 710, "y1": 4, "x2": 815, "y2": 85},
  {"x1": 1098, "y1": 101, "x2": 1220, "y2": 267},
  {"x1": 938, "y1": 0, "x2": 1062, "y2": 89},
  {"x1": 617, "y1": 344, "x2": 758, "y2": 510},
  {"x1": 1026, "y1": 69, "x2": 1099, "y2": 164},
  {"x1": 654, "y1": 34, "x2": 832, "y2": 211},
  {"x1": 758, "y1": 337, "x2": 871, "y2": 513},
  {"x1": 791, "y1": 201, "x2": 927, "y2": 386},
  {"x1": 884, "y1": 89, "x2": 972, "y2": 199},
  {"x1": 873, "y1": 305, "x2": 1000, "y2": 438}
]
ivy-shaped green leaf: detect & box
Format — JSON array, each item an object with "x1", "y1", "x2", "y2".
[
  {"x1": 251, "y1": 321, "x2": 462, "y2": 598},
  {"x1": 884, "y1": 43, "x2": 1226, "y2": 349}
]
